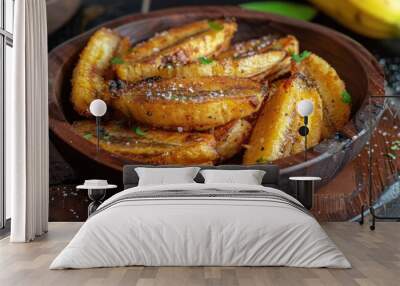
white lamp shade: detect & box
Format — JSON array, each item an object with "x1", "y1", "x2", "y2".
[
  {"x1": 297, "y1": 99, "x2": 314, "y2": 117},
  {"x1": 89, "y1": 99, "x2": 107, "y2": 117}
]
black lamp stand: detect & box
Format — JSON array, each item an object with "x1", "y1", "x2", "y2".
[
  {"x1": 96, "y1": 116, "x2": 101, "y2": 152},
  {"x1": 359, "y1": 95, "x2": 400, "y2": 230},
  {"x1": 298, "y1": 116, "x2": 310, "y2": 161}
]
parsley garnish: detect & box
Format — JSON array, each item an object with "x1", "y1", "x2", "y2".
[
  {"x1": 99, "y1": 128, "x2": 110, "y2": 139},
  {"x1": 391, "y1": 144, "x2": 400, "y2": 151},
  {"x1": 291, "y1": 50, "x2": 311, "y2": 63},
  {"x1": 111, "y1": 56, "x2": 124, "y2": 64},
  {"x1": 385, "y1": 140, "x2": 400, "y2": 159},
  {"x1": 198, "y1": 56, "x2": 214, "y2": 64},
  {"x1": 83, "y1": 132, "x2": 92, "y2": 140},
  {"x1": 134, "y1": 127, "x2": 146, "y2": 137},
  {"x1": 385, "y1": 153, "x2": 397, "y2": 160},
  {"x1": 341, "y1": 90, "x2": 352, "y2": 104},
  {"x1": 208, "y1": 20, "x2": 224, "y2": 31},
  {"x1": 256, "y1": 157, "x2": 267, "y2": 163}
]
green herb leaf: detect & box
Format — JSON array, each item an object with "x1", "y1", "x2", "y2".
[
  {"x1": 134, "y1": 127, "x2": 146, "y2": 137},
  {"x1": 83, "y1": 133, "x2": 92, "y2": 140},
  {"x1": 111, "y1": 56, "x2": 124, "y2": 65},
  {"x1": 385, "y1": 153, "x2": 397, "y2": 160},
  {"x1": 208, "y1": 20, "x2": 224, "y2": 31},
  {"x1": 390, "y1": 144, "x2": 400, "y2": 151},
  {"x1": 256, "y1": 157, "x2": 267, "y2": 163},
  {"x1": 198, "y1": 56, "x2": 214, "y2": 64},
  {"x1": 291, "y1": 50, "x2": 311, "y2": 63},
  {"x1": 393, "y1": 140, "x2": 400, "y2": 145},
  {"x1": 240, "y1": 1, "x2": 317, "y2": 21},
  {"x1": 99, "y1": 128, "x2": 110, "y2": 138},
  {"x1": 341, "y1": 90, "x2": 352, "y2": 104}
]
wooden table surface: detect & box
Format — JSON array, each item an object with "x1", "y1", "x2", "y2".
[{"x1": 314, "y1": 108, "x2": 400, "y2": 221}]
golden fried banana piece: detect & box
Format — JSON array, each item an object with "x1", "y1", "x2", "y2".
[
  {"x1": 126, "y1": 20, "x2": 213, "y2": 62},
  {"x1": 112, "y1": 77, "x2": 266, "y2": 131},
  {"x1": 115, "y1": 19, "x2": 237, "y2": 82},
  {"x1": 214, "y1": 119, "x2": 252, "y2": 162},
  {"x1": 115, "y1": 36, "x2": 132, "y2": 58},
  {"x1": 217, "y1": 35, "x2": 298, "y2": 59},
  {"x1": 291, "y1": 81, "x2": 323, "y2": 155},
  {"x1": 295, "y1": 53, "x2": 351, "y2": 139},
  {"x1": 248, "y1": 35, "x2": 300, "y2": 82},
  {"x1": 243, "y1": 74, "x2": 322, "y2": 164},
  {"x1": 71, "y1": 28, "x2": 121, "y2": 116},
  {"x1": 156, "y1": 35, "x2": 298, "y2": 80},
  {"x1": 158, "y1": 50, "x2": 286, "y2": 79},
  {"x1": 73, "y1": 120, "x2": 218, "y2": 165}
]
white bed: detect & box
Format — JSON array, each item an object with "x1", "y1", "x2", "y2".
[{"x1": 50, "y1": 182, "x2": 351, "y2": 269}]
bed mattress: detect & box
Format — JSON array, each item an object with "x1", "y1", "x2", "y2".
[{"x1": 50, "y1": 183, "x2": 350, "y2": 269}]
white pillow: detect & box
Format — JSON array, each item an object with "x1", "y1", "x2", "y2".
[
  {"x1": 135, "y1": 167, "x2": 200, "y2": 186},
  {"x1": 200, "y1": 169, "x2": 266, "y2": 185}
]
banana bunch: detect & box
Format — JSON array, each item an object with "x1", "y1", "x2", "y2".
[{"x1": 309, "y1": 0, "x2": 400, "y2": 39}]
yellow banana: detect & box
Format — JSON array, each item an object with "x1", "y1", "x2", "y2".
[
  {"x1": 309, "y1": 0, "x2": 400, "y2": 39},
  {"x1": 350, "y1": 0, "x2": 400, "y2": 22}
]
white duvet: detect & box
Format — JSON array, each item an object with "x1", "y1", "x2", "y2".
[{"x1": 50, "y1": 183, "x2": 351, "y2": 269}]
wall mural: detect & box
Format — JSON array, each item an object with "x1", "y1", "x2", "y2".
[{"x1": 47, "y1": 0, "x2": 400, "y2": 222}]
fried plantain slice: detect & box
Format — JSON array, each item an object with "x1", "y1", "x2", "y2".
[
  {"x1": 154, "y1": 35, "x2": 298, "y2": 81},
  {"x1": 112, "y1": 77, "x2": 266, "y2": 131},
  {"x1": 157, "y1": 50, "x2": 286, "y2": 79},
  {"x1": 214, "y1": 119, "x2": 252, "y2": 162},
  {"x1": 248, "y1": 35, "x2": 300, "y2": 82},
  {"x1": 71, "y1": 28, "x2": 122, "y2": 116},
  {"x1": 243, "y1": 74, "x2": 322, "y2": 164},
  {"x1": 73, "y1": 120, "x2": 218, "y2": 165},
  {"x1": 114, "y1": 36, "x2": 132, "y2": 59},
  {"x1": 125, "y1": 20, "x2": 213, "y2": 62},
  {"x1": 115, "y1": 19, "x2": 237, "y2": 82},
  {"x1": 295, "y1": 53, "x2": 351, "y2": 139},
  {"x1": 291, "y1": 79, "x2": 323, "y2": 155},
  {"x1": 216, "y1": 35, "x2": 298, "y2": 59}
]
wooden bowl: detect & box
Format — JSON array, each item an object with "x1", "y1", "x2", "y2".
[{"x1": 48, "y1": 6, "x2": 385, "y2": 186}]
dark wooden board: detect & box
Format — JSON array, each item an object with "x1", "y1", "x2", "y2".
[{"x1": 313, "y1": 108, "x2": 400, "y2": 221}]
